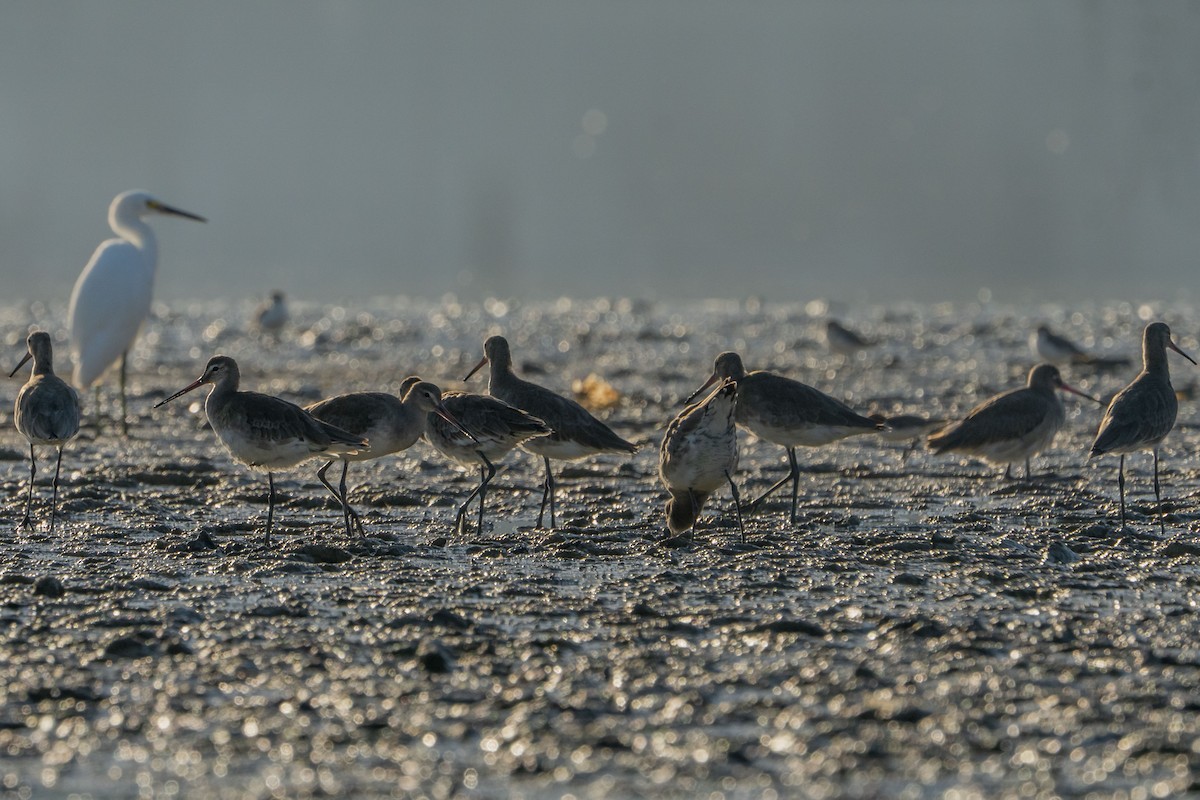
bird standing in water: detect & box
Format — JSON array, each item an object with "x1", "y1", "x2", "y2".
[
  {"x1": 69, "y1": 190, "x2": 205, "y2": 435},
  {"x1": 928, "y1": 363, "x2": 1098, "y2": 480},
  {"x1": 11, "y1": 332, "x2": 81, "y2": 532},
  {"x1": 465, "y1": 335, "x2": 637, "y2": 529},
  {"x1": 1090, "y1": 322, "x2": 1195, "y2": 532},
  {"x1": 155, "y1": 355, "x2": 366, "y2": 546}
]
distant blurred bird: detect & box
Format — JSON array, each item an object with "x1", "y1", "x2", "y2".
[
  {"x1": 868, "y1": 411, "x2": 946, "y2": 463},
  {"x1": 824, "y1": 319, "x2": 873, "y2": 357},
  {"x1": 1030, "y1": 324, "x2": 1130, "y2": 370},
  {"x1": 254, "y1": 290, "x2": 289, "y2": 337},
  {"x1": 11, "y1": 332, "x2": 81, "y2": 532},
  {"x1": 1089, "y1": 322, "x2": 1195, "y2": 532},
  {"x1": 928, "y1": 363, "x2": 1099, "y2": 479},
  {"x1": 68, "y1": 190, "x2": 206, "y2": 435},
  {"x1": 659, "y1": 378, "x2": 742, "y2": 540}
]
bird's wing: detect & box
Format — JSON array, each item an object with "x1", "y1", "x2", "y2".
[{"x1": 928, "y1": 389, "x2": 1047, "y2": 451}]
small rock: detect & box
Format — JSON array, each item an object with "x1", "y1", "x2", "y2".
[
  {"x1": 33, "y1": 576, "x2": 65, "y2": 598},
  {"x1": 892, "y1": 572, "x2": 927, "y2": 586},
  {"x1": 430, "y1": 609, "x2": 471, "y2": 630},
  {"x1": 755, "y1": 619, "x2": 827, "y2": 637},
  {"x1": 103, "y1": 636, "x2": 155, "y2": 660},
  {"x1": 1162, "y1": 540, "x2": 1200, "y2": 559},
  {"x1": 298, "y1": 544, "x2": 353, "y2": 564},
  {"x1": 418, "y1": 640, "x2": 455, "y2": 674},
  {"x1": 1044, "y1": 541, "x2": 1079, "y2": 565},
  {"x1": 129, "y1": 577, "x2": 173, "y2": 592}
]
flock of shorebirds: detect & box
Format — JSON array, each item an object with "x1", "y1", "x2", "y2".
[{"x1": 6, "y1": 191, "x2": 1197, "y2": 543}]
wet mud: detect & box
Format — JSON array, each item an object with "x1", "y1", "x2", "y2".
[{"x1": 1, "y1": 297, "x2": 1199, "y2": 798}]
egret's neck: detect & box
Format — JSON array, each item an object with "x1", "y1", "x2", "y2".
[{"x1": 111, "y1": 214, "x2": 159, "y2": 271}]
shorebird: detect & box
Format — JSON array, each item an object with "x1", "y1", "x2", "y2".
[
  {"x1": 687, "y1": 351, "x2": 880, "y2": 525},
  {"x1": 1089, "y1": 322, "x2": 1196, "y2": 531},
  {"x1": 305, "y1": 379, "x2": 474, "y2": 537},
  {"x1": 465, "y1": 335, "x2": 637, "y2": 529},
  {"x1": 1031, "y1": 324, "x2": 1130, "y2": 370},
  {"x1": 11, "y1": 332, "x2": 81, "y2": 532},
  {"x1": 928, "y1": 363, "x2": 1098, "y2": 479},
  {"x1": 868, "y1": 411, "x2": 947, "y2": 463},
  {"x1": 155, "y1": 355, "x2": 367, "y2": 546},
  {"x1": 69, "y1": 190, "x2": 205, "y2": 434},
  {"x1": 254, "y1": 290, "x2": 289, "y2": 337},
  {"x1": 659, "y1": 378, "x2": 743, "y2": 541},
  {"x1": 422, "y1": 388, "x2": 551, "y2": 534},
  {"x1": 824, "y1": 319, "x2": 873, "y2": 357}
]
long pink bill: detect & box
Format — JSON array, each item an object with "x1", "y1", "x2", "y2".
[
  {"x1": 1168, "y1": 340, "x2": 1198, "y2": 366},
  {"x1": 1059, "y1": 381, "x2": 1102, "y2": 404},
  {"x1": 684, "y1": 372, "x2": 721, "y2": 405},
  {"x1": 154, "y1": 376, "x2": 206, "y2": 408}
]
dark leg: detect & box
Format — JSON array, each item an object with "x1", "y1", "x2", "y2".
[
  {"x1": 726, "y1": 470, "x2": 745, "y2": 543},
  {"x1": 476, "y1": 453, "x2": 496, "y2": 534},
  {"x1": 1153, "y1": 448, "x2": 1164, "y2": 535},
  {"x1": 536, "y1": 455, "x2": 557, "y2": 529},
  {"x1": 265, "y1": 471, "x2": 275, "y2": 547},
  {"x1": 1025, "y1": 458, "x2": 1032, "y2": 480},
  {"x1": 1004, "y1": 464, "x2": 1013, "y2": 480},
  {"x1": 338, "y1": 461, "x2": 365, "y2": 536},
  {"x1": 1117, "y1": 454, "x2": 1126, "y2": 529},
  {"x1": 688, "y1": 490, "x2": 701, "y2": 541},
  {"x1": 748, "y1": 447, "x2": 800, "y2": 523},
  {"x1": 50, "y1": 446, "x2": 65, "y2": 534},
  {"x1": 119, "y1": 351, "x2": 129, "y2": 436},
  {"x1": 21, "y1": 444, "x2": 36, "y2": 530},
  {"x1": 317, "y1": 460, "x2": 356, "y2": 537}
]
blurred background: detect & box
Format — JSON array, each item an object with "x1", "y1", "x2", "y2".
[{"x1": 1, "y1": 2, "x2": 1198, "y2": 306}]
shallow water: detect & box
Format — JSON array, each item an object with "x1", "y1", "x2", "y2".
[{"x1": 1, "y1": 297, "x2": 1199, "y2": 799}]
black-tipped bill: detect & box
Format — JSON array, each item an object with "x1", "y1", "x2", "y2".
[
  {"x1": 155, "y1": 376, "x2": 206, "y2": 408},
  {"x1": 1169, "y1": 340, "x2": 1198, "y2": 366},
  {"x1": 463, "y1": 356, "x2": 488, "y2": 382},
  {"x1": 434, "y1": 402, "x2": 480, "y2": 445},
  {"x1": 9, "y1": 351, "x2": 32, "y2": 379},
  {"x1": 684, "y1": 372, "x2": 721, "y2": 405}
]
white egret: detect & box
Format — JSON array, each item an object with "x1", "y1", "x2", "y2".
[{"x1": 67, "y1": 190, "x2": 206, "y2": 434}]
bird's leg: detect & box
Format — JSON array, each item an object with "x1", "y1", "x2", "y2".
[
  {"x1": 50, "y1": 446, "x2": 64, "y2": 534},
  {"x1": 316, "y1": 460, "x2": 348, "y2": 536},
  {"x1": 688, "y1": 490, "x2": 701, "y2": 542},
  {"x1": 265, "y1": 472, "x2": 275, "y2": 547},
  {"x1": 1117, "y1": 454, "x2": 1126, "y2": 530},
  {"x1": 21, "y1": 444, "x2": 36, "y2": 530},
  {"x1": 1004, "y1": 464, "x2": 1013, "y2": 480},
  {"x1": 536, "y1": 456, "x2": 557, "y2": 529},
  {"x1": 339, "y1": 461, "x2": 365, "y2": 537},
  {"x1": 119, "y1": 351, "x2": 129, "y2": 437},
  {"x1": 748, "y1": 447, "x2": 799, "y2": 520},
  {"x1": 726, "y1": 470, "x2": 745, "y2": 543},
  {"x1": 1153, "y1": 448, "x2": 1164, "y2": 536},
  {"x1": 454, "y1": 454, "x2": 489, "y2": 535},
  {"x1": 476, "y1": 453, "x2": 496, "y2": 535},
  {"x1": 1025, "y1": 458, "x2": 1032, "y2": 481}
]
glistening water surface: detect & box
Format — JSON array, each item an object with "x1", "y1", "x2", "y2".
[{"x1": 1, "y1": 297, "x2": 1198, "y2": 799}]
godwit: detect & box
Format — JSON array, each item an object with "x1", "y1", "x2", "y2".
[
  {"x1": 68, "y1": 191, "x2": 205, "y2": 434},
  {"x1": 659, "y1": 378, "x2": 743, "y2": 541},
  {"x1": 687, "y1": 351, "x2": 880, "y2": 525},
  {"x1": 11, "y1": 332, "x2": 81, "y2": 532},
  {"x1": 305, "y1": 379, "x2": 474, "y2": 537},
  {"x1": 254, "y1": 290, "x2": 289, "y2": 337},
  {"x1": 465, "y1": 335, "x2": 636, "y2": 529},
  {"x1": 868, "y1": 411, "x2": 947, "y2": 463},
  {"x1": 1031, "y1": 324, "x2": 1130, "y2": 370},
  {"x1": 155, "y1": 355, "x2": 367, "y2": 546},
  {"x1": 927, "y1": 363, "x2": 1098, "y2": 479},
  {"x1": 824, "y1": 319, "x2": 873, "y2": 357},
  {"x1": 1089, "y1": 322, "x2": 1196, "y2": 531},
  {"x1": 423, "y1": 389, "x2": 551, "y2": 534}
]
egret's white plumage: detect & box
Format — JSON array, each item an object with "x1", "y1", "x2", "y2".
[{"x1": 67, "y1": 190, "x2": 205, "y2": 431}]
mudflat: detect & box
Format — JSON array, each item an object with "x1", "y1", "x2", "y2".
[{"x1": 2, "y1": 298, "x2": 1198, "y2": 799}]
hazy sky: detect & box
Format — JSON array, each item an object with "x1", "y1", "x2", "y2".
[{"x1": 2, "y1": 2, "x2": 1198, "y2": 306}]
